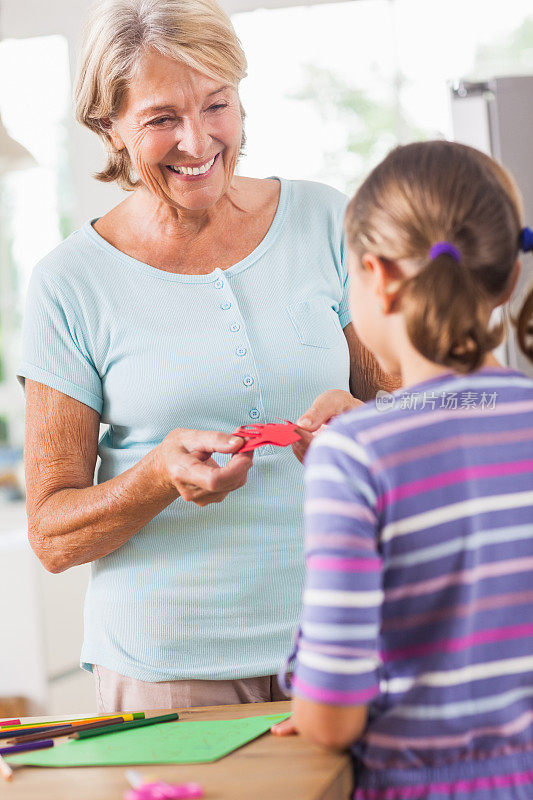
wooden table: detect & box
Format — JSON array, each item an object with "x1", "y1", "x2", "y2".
[{"x1": 4, "y1": 701, "x2": 353, "y2": 799}]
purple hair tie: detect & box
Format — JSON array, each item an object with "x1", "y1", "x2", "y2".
[
  {"x1": 520, "y1": 226, "x2": 533, "y2": 253},
  {"x1": 429, "y1": 241, "x2": 461, "y2": 262}
]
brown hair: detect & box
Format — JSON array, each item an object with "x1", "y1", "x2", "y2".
[
  {"x1": 75, "y1": 0, "x2": 247, "y2": 190},
  {"x1": 345, "y1": 140, "x2": 533, "y2": 372}
]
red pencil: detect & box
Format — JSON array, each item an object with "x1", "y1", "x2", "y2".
[{"x1": 0, "y1": 720, "x2": 20, "y2": 727}]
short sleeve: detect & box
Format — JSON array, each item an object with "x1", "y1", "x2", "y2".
[
  {"x1": 17, "y1": 265, "x2": 103, "y2": 414},
  {"x1": 290, "y1": 423, "x2": 383, "y2": 706}
]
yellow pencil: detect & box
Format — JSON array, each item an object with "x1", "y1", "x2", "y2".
[{"x1": 0, "y1": 712, "x2": 144, "y2": 732}]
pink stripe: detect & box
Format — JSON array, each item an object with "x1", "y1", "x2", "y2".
[
  {"x1": 307, "y1": 533, "x2": 376, "y2": 553},
  {"x1": 307, "y1": 555, "x2": 382, "y2": 572},
  {"x1": 376, "y1": 460, "x2": 533, "y2": 511},
  {"x1": 385, "y1": 556, "x2": 533, "y2": 603},
  {"x1": 383, "y1": 589, "x2": 533, "y2": 633},
  {"x1": 305, "y1": 498, "x2": 376, "y2": 523},
  {"x1": 358, "y1": 400, "x2": 533, "y2": 446},
  {"x1": 291, "y1": 675, "x2": 378, "y2": 705},
  {"x1": 356, "y1": 767, "x2": 533, "y2": 800},
  {"x1": 383, "y1": 621, "x2": 533, "y2": 661},
  {"x1": 366, "y1": 708, "x2": 533, "y2": 751},
  {"x1": 372, "y1": 427, "x2": 533, "y2": 473}
]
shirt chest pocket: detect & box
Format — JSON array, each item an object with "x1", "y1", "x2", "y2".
[{"x1": 286, "y1": 297, "x2": 343, "y2": 349}]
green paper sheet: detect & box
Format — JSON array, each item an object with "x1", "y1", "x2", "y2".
[{"x1": 6, "y1": 713, "x2": 291, "y2": 767}]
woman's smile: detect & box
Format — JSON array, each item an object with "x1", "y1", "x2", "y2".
[{"x1": 165, "y1": 152, "x2": 219, "y2": 180}]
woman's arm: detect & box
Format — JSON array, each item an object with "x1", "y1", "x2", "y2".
[
  {"x1": 25, "y1": 381, "x2": 252, "y2": 574},
  {"x1": 344, "y1": 323, "x2": 400, "y2": 400}
]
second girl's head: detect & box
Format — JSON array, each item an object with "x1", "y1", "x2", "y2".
[{"x1": 344, "y1": 140, "x2": 532, "y2": 381}]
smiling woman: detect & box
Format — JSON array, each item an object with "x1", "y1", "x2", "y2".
[{"x1": 17, "y1": 0, "x2": 394, "y2": 714}]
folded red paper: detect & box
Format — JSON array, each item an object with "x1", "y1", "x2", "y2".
[{"x1": 232, "y1": 420, "x2": 302, "y2": 452}]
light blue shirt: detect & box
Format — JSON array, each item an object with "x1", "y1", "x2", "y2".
[{"x1": 18, "y1": 178, "x2": 351, "y2": 681}]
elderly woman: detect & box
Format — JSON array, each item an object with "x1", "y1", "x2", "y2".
[{"x1": 18, "y1": 0, "x2": 394, "y2": 712}]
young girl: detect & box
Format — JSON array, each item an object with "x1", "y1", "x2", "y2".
[{"x1": 272, "y1": 140, "x2": 533, "y2": 799}]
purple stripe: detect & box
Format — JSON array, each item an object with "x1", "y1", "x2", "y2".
[
  {"x1": 358, "y1": 400, "x2": 533, "y2": 445},
  {"x1": 365, "y1": 708, "x2": 533, "y2": 750},
  {"x1": 355, "y1": 768, "x2": 533, "y2": 800},
  {"x1": 383, "y1": 622, "x2": 533, "y2": 662},
  {"x1": 291, "y1": 675, "x2": 379, "y2": 705},
  {"x1": 376, "y1": 460, "x2": 533, "y2": 511},
  {"x1": 371, "y1": 427, "x2": 533, "y2": 473},
  {"x1": 385, "y1": 556, "x2": 533, "y2": 603},
  {"x1": 301, "y1": 641, "x2": 378, "y2": 658},
  {"x1": 307, "y1": 555, "x2": 382, "y2": 572},
  {"x1": 383, "y1": 589, "x2": 533, "y2": 632}
]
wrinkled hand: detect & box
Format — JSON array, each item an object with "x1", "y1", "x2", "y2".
[
  {"x1": 271, "y1": 715, "x2": 298, "y2": 737},
  {"x1": 292, "y1": 389, "x2": 363, "y2": 463},
  {"x1": 157, "y1": 429, "x2": 253, "y2": 506}
]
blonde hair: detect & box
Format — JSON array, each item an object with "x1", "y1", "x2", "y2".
[
  {"x1": 75, "y1": 0, "x2": 248, "y2": 189},
  {"x1": 345, "y1": 140, "x2": 533, "y2": 373}
]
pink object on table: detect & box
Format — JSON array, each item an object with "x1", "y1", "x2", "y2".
[
  {"x1": 124, "y1": 781, "x2": 204, "y2": 800},
  {"x1": 0, "y1": 720, "x2": 20, "y2": 727}
]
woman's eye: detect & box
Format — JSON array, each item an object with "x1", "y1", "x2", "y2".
[
  {"x1": 207, "y1": 103, "x2": 227, "y2": 112},
  {"x1": 149, "y1": 117, "x2": 173, "y2": 126}
]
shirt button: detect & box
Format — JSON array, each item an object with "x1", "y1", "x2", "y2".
[
  {"x1": 243, "y1": 375, "x2": 254, "y2": 387},
  {"x1": 214, "y1": 279, "x2": 224, "y2": 289},
  {"x1": 249, "y1": 408, "x2": 260, "y2": 419},
  {"x1": 230, "y1": 323, "x2": 240, "y2": 332},
  {"x1": 236, "y1": 347, "x2": 247, "y2": 357},
  {"x1": 220, "y1": 301, "x2": 231, "y2": 310}
]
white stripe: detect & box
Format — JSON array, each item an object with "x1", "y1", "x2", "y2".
[
  {"x1": 391, "y1": 685, "x2": 533, "y2": 721},
  {"x1": 383, "y1": 655, "x2": 533, "y2": 694},
  {"x1": 381, "y1": 490, "x2": 533, "y2": 544},
  {"x1": 298, "y1": 649, "x2": 380, "y2": 675},
  {"x1": 302, "y1": 621, "x2": 379, "y2": 641},
  {"x1": 305, "y1": 465, "x2": 377, "y2": 505},
  {"x1": 388, "y1": 523, "x2": 533, "y2": 569},
  {"x1": 313, "y1": 430, "x2": 370, "y2": 466},
  {"x1": 304, "y1": 588, "x2": 383, "y2": 608}
]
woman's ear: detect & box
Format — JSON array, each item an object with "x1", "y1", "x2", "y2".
[{"x1": 101, "y1": 118, "x2": 125, "y2": 151}]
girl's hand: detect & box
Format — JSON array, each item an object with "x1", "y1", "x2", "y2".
[
  {"x1": 156, "y1": 429, "x2": 253, "y2": 505},
  {"x1": 271, "y1": 715, "x2": 298, "y2": 736},
  {"x1": 292, "y1": 390, "x2": 363, "y2": 463}
]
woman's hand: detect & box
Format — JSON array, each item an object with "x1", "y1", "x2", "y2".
[
  {"x1": 292, "y1": 389, "x2": 363, "y2": 464},
  {"x1": 157, "y1": 429, "x2": 253, "y2": 505}
]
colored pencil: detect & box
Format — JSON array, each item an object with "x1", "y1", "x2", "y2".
[
  {"x1": 7, "y1": 716, "x2": 127, "y2": 744},
  {"x1": 0, "y1": 754, "x2": 13, "y2": 781},
  {"x1": 0, "y1": 739, "x2": 54, "y2": 757},
  {"x1": 71, "y1": 712, "x2": 179, "y2": 740},
  {"x1": 0, "y1": 720, "x2": 20, "y2": 726},
  {"x1": 0, "y1": 724, "x2": 70, "y2": 741},
  {"x1": 0, "y1": 712, "x2": 145, "y2": 731}
]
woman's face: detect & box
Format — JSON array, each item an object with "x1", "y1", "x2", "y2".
[{"x1": 108, "y1": 49, "x2": 243, "y2": 211}]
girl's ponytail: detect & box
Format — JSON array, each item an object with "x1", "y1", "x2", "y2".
[{"x1": 401, "y1": 252, "x2": 503, "y2": 374}]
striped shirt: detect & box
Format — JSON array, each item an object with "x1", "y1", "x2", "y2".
[{"x1": 289, "y1": 368, "x2": 533, "y2": 799}]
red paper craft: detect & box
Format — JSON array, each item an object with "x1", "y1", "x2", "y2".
[{"x1": 232, "y1": 420, "x2": 302, "y2": 452}]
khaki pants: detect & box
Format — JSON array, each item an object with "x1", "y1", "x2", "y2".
[{"x1": 94, "y1": 664, "x2": 290, "y2": 713}]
